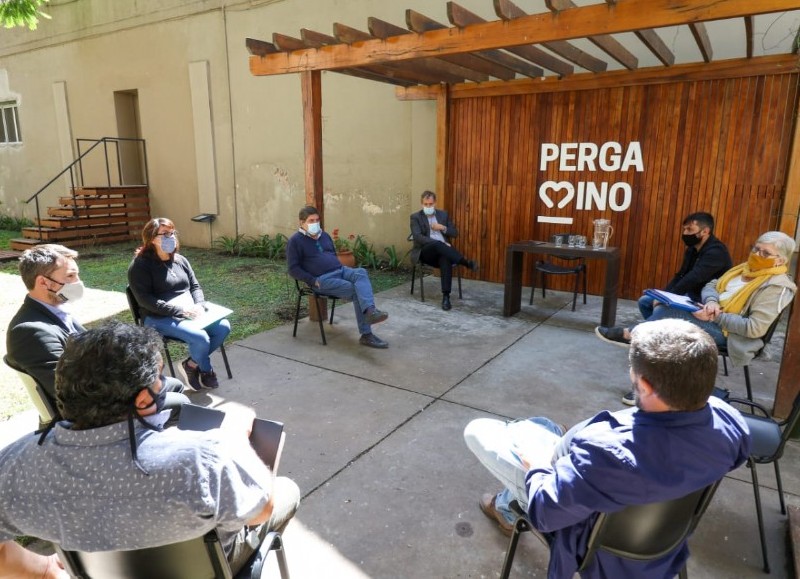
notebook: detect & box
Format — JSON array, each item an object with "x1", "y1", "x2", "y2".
[
  {"x1": 177, "y1": 404, "x2": 284, "y2": 471},
  {"x1": 167, "y1": 294, "x2": 233, "y2": 330},
  {"x1": 644, "y1": 289, "x2": 702, "y2": 312}
]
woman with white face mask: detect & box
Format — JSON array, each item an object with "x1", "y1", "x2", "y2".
[{"x1": 127, "y1": 218, "x2": 231, "y2": 390}]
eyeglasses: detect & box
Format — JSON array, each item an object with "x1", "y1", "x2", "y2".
[
  {"x1": 156, "y1": 231, "x2": 178, "y2": 238},
  {"x1": 751, "y1": 246, "x2": 779, "y2": 259}
]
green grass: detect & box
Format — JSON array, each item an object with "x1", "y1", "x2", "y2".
[{"x1": 0, "y1": 233, "x2": 410, "y2": 418}]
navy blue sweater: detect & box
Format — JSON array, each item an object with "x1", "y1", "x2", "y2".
[{"x1": 287, "y1": 231, "x2": 342, "y2": 286}]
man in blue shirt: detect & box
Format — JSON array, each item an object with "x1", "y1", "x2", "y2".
[
  {"x1": 287, "y1": 206, "x2": 389, "y2": 348},
  {"x1": 464, "y1": 318, "x2": 750, "y2": 579}
]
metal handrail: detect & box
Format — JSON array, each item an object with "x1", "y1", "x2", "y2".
[{"x1": 25, "y1": 137, "x2": 147, "y2": 241}]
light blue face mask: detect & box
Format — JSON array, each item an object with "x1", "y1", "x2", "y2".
[
  {"x1": 159, "y1": 235, "x2": 177, "y2": 253},
  {"x1": 307, "y1": 222, "x2": 321, "y2": 236},
  {"x1": 423, "y1": 206, "x2": 435, "y2": 216}
]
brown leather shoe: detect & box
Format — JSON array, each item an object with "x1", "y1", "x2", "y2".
[{"x1": 479, "y1": 493, "x2": 513, "y2": 537}]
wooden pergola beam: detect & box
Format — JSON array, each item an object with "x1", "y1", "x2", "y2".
[
  {"x1": 249, "y1": 0, "x2": 800, "y2": 76},
  {"x1": 367, "y1": 17, "x2": 489, "y2": 82},
  {"x1": 544, "y1": 0, "x2": 638, "y2": 69},
  {"x1": 275, "y1": 32, "x2": 416, "y2": 87},
  {"x1": 405, "y1": 9, "x2": 516, "y2": 80},
  {"x1": 494, "y1": 0, "x2": 607, "y2": 73},
  {"x1": 745, "y1": 16, "x2": 754, "y2": 59},
  {"x1": 448, "y1": 1, "x2": 572, "y2": 77},
  {"x1": 333, "y1": 22, "x2": 467, "y2": 84},
  {"x1": 689, "y1": 22, "x2": 714, "y2": 62},
  {"x1": 396, "y1": 54, "x2": 800, "y2": 100},
  {"x1": 635, "y1": 29, "x2": 675, "y2": 66},
  {"x1": 301, "y1": 70, "x2": 323, "y2": 216}
]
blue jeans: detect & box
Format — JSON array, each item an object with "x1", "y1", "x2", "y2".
[
  {"x1": 315, "y1": 266, "x2": 376, "y2": 335},
  {"x1": 464, "y1": 417, "x2": 568, "y2": 525},
  {"x1": 645, "y1": 306, "x2": 727, "y2": 348},
  {"x1": 144, "y1": 316, "x2": 231, "y2": 372},
  {"x1": 638, "y1": 294, "x2": 656, "y2": 319}
]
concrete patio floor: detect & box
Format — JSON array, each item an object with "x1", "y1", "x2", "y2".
[{"x1": 4, "y1": 276, "x2": 798, "y2": 578}]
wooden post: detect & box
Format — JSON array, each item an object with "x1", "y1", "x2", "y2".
[
  {"x1": 435, "y1": 84, "x2": 449, "y2": 205},
  {"x1": 301, "y1": 70, "x2": 324, "y2": 223},
  {"x1": 774, "y1": 92, "x2": 800, "y2": 418}
]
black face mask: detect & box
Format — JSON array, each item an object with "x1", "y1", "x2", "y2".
[{"x1": 681, "y1": 233, "x2": 702, "y2": 247}]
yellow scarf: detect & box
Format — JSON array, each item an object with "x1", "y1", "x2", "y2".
[{"x1": 716, "y1": 262, "x2": 788, "y2": 315}]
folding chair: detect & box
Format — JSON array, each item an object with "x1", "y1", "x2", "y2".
[
  {"x1": 501, "y1": 481, "x2": 721, "y2": 579},
  {"x1": 55, "y1": 529, "x2": 289, "y2": 579},
  {"x1": 729, "y1": 391, "x2": 800, "y2": 572},
  {"x1": 125, "y1": 286, "x2": 232, "y2": 379},
  {"x1": 292, "y1": 279, "x2": 337, "y2": 345}
]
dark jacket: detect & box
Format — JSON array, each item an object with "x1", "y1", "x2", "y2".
[
  {"x1": 127, "y1": 253, "x2": 205, "y2": 320},
  {"x1": 410, "y1": 209, "x2": 458, "y2": 264},
  {"x1": 665, "y1": 235, "x2": 732, "y2": 302},
  {"x1": 6, "y1": 295, "x2": 85, "y2": 402}
]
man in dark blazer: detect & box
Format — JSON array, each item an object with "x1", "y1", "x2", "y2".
[
  {"x1": 6, "y1": 245, "x2": 85, "y2": 411},
  {"x1": 6, "y1": 244, "x2": 187, "y2": 421},
  {"x1": 410, "y1": 191, "x2": 478, "y2": 311}
]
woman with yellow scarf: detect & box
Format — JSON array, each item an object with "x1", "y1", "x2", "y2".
[{"x1": 597, "y1": 231, "x2": 796, "y2": 403}]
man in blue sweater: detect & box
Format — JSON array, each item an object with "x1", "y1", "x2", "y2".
[
  {"x1": 464, "y1": 318, "x2": 750, "y2": 579},
  {"x1": 287, "y1": 206, "x2": 389, "y2": 348}
]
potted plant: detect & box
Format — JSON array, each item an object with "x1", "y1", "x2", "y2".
[{"x1": 332, "y1": 229, "x2": 357, "y2": 267}]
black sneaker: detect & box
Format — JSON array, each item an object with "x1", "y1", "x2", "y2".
[
  {"x1": 180, "y1": 358, "x2": 202, "y2": 391},
  {"x1": 621, "y1": 391, "x2": 635, "y2": 406},
  {"x1": 364, "y1": 308, "x2": 388, "y2": 325},
  {"x1": 200, "y1": 369, "x2": 219, "y2": 389},
  {"x1": 442, "y1": 295, "x2": 452, "y2": 311},
  {"x1": 359, "y1": 333, "x2": 389, "y2": 349},
  {"x1": 595, "y1": 326, "x2": 631, "y2": 348}
]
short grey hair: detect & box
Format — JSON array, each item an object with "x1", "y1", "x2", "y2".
[{"x1": 756, "y1": 231, "x2": 796, "y2": 262}]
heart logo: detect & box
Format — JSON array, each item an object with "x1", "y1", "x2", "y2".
[{"x1": 539, "y1": 181, "x2": 575, "y2": 209}]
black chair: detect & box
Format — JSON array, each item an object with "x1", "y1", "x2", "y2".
[
  {"x1": 529, "y1": 234, "x2": 587, "y2": 312},
  {"x1": 408, "y1": 235, "x2": 463, "y2": 303},
  {"x1": 55, "y1": 528, "x2": 289, "y2": 579},
  {"x1": 125, "y1": 286, "x2": 233, "y2": 380},
  {"x1": 292, "y1": 279, "x2": 338, "y2": 345},
  {"x1": 729, "y1": 391, "x2": 800, "y2": 573},
  {"x1": 718, "y1": 312, "x2": 785, "y2": 401},
  {"x1": 500, "y1": 481, "x2": 721, "y2": 579}
]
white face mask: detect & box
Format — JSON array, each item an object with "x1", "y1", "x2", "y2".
[
  {"x1": 306, "y1": 222, "x2": 321, "y2": 236},
  {"x1": 57, "y1": 280, "x2": 85, "y2": 303},
  {"x1": 423, "y1": 206, "x2": 435, "y2": 216}
]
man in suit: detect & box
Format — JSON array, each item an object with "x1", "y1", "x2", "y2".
[
  {"x1": 410, "y1": 191, "x2": 478, "y2": 311},
  {"x1": 6, "y1": 245, "x2": 86, "y2": 413},
  {"x1": 6, "y1": 244, "x2": 187, "y2": 423}
]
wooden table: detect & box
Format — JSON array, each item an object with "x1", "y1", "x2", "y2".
[{"x1": 503, "y1": 241, "x2": 621, "y2": 326}]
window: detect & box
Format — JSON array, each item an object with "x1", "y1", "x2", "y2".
[{"x1": 0, "y1": 101, "x2": 22, "y2": 144}]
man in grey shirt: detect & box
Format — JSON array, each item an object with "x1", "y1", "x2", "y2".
[{"x1": 0, "y1": 322, "x2": 300, "y2": 573}]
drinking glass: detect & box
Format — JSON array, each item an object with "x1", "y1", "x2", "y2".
[
  {"x1": 553, "y1": 235, "x2": 563, "y2": 247},
  {"x1": 567, "y1": 235, "x2": 577, "y2": 248},
  {"x1": 577, "y1": 235, "x2": 587, "y2": 248}
]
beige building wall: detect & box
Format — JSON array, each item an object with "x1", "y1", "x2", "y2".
[{"x1": 0, "y1": 0, "x2": 444, "y2": 250}]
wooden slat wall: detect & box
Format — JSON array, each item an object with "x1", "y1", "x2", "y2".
[{"x1": 447, "y1": 72, "x2": 800, "y2": 299}]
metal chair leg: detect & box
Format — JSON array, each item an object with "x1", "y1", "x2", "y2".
[
  {"x1": 722, "y1": 355, "x2": 728, "y2": 376},
  {"x1": 500, "y1": 517, "x2": 530, "y2": 579},
  {"x1": 775, "y1": 461, "x2": 786, "y2": 515},
  {"x1": 292, "y1": 292, "x2": 302, "y2": 338},
  {"x1": 457, "y1": 265, "x2": 463, "y2": 299},
  {"x1": 163, "y1": 339, "x2": 176, "y2": 376},
  {"x1": 219, "y1": 344, "x2": 232, "y2": 379},
  {"x1": 420, "y1": 264, "x2": 426, "y2": 302},
  {"x1": 312, "y1": 294, "x2": 327, "y2": 345},
  {"x1": 582, "y1": 266, "x2": 588, "y2": 304},
  {"x1": 570, "y1": 268, "x2": 579, "y2": 311},
  {"x1": 743, "y1": 365, "x2": 753, "y2": 401},
  {"x1": 329, "y1": 298, "x2": 336, "y2": 325},
  {"x1": 750, "y1": 460, "x2": 770, "y2": 573},
  {"x1": 410, "y1": 263, "x2": 417, "y2": 295}
]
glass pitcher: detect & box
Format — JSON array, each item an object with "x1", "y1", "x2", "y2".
[{"x1": 592, "y1": 219, "x2": 614, "y2": 250}]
